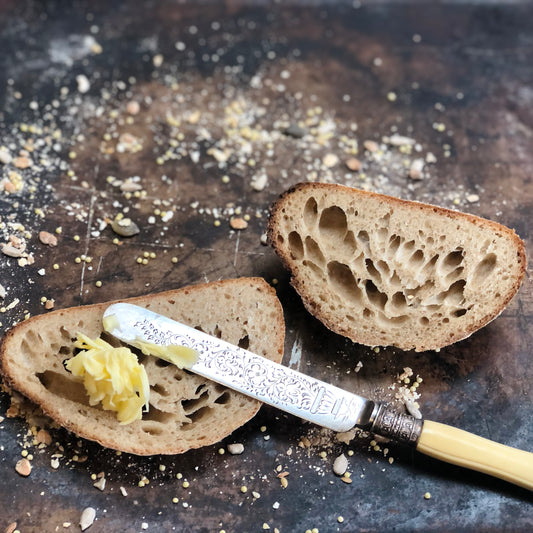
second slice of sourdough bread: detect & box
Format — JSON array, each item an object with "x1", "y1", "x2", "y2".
[
  {"x1": 0, "y1": 278, "x2": 285, "y2": 455},
  {"x1": 268, "y1": 183, "x2": 526, "y2": 352}
]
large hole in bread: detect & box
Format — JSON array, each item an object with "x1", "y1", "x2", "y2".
[
  {"x1": 375, "y1": 227, "x2": 389, "y2": 247},
  {"x1": 143, "y1": 405, "x2": 175, "y2": 424},
  {"x1": 186, "y1": 405, "x2": 212, "y2": 424},
  {"x1": 444, "y1": 279, "x2": 466, "y2": 305},
  {"x1": 303, "y1": 259, "x2": 325, "y2": 278},
  {"x1": 141, "y1": 424, "x2": 163, "y2": 436},
  {"x1": 305, "y1": 236, "x2": 326, "y2": 267},
  {"x1": 319, "y1": 206, "x2": 348, "y2": 241},
  {"x1": 327, "y1": 261, "x2": 363, "y2": 305},
  {"x1": 442, "y1": 248, "x2": 464, "y2": 270},
  {"x1": 376, "y1": 312, "x2": 409, "y2": 327},
  {"x1": 181, "y1": 389, "x2": 209, "y2": 414},
  {"x1": 408, "y1": 249, "x2": 425, "y2": 268},
  {"x1": 59, "y1": 326, "x2": 73, "y2": 343},
  {"x1": 214, "y1": 391, "x2": 231, "y2": 405},
  {"x1": 445, "y1": 266, "x2": 464, "y2": 283},
  {"x1": 341, "y1": 230, "x2": 357, "y2": 256},
  {"x1": 472, "y1": 253, "x2": 497, "y2": 284},
  {"x1": 151, "y1": 383, "x2": 169, "y2": 397},
  {"x1": 365, "y1": 258, "x2": 382, "y2": 284},
  {"x1": 303, "y1": 196, "x2": 319, "y2": 228},
  {"x1": 387, "y1": 234, "x2": 402, "y2": 256},
  {"x1": 365, "y1": 280, "x2": 388, "y2": 310},
  {"x1": 392, "y1": 291, "x2": 407, "y2": 309},
  {"x1": 238, "y1": 335, "x2": 250, "y2": 350},
  {"x1": 25, "y1": 330, "x2": 44, "y2": 352},
  {"x1": 356, "y1": 230, "x2": 370, "y2": 252},
  {"x1": 288, "y1": 231, "x2": 304, "y2": 260},
  {"x1": 37, "y1": 371, "x2": 90, "y2": 405}
]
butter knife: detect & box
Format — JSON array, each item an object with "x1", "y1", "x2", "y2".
[{"x1": 103, "y1": 302, "x2": 533, "y2": 491}]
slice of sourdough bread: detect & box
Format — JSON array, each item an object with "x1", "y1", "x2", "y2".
[
  {"x1": 267, "y1": 183, "x2": 526, "y2": 352},
  {"x1": 0, "y1": 278, "x2": 285, "y2": 455}
]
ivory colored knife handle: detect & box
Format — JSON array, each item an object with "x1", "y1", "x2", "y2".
[{"x1": 417, "y1": 420, "x2": 533, "y2": 491}]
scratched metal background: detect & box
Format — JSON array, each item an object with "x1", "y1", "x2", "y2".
[{"x1": 0, "y1": 1, "x2": 532, "y2": 532}]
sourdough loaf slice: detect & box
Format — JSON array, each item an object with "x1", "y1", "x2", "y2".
[
  {"x1": 0, "y1": 278, "x2": 285, "y2": 455},
  {"x1": 267, "y1": 183, "x2": 526, "y2": 352}
]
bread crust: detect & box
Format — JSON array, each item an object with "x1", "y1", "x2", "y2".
[
  {"x1": 268, "y1": 183, "x2": 526, "y2": 352},
  {"x1": 0, "y1": 277, "x2": 285, "y2": 455}
]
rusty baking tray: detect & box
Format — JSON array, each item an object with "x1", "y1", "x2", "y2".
[{"x1": 0, "y1": 1, "x2": 532, "y2": 531}]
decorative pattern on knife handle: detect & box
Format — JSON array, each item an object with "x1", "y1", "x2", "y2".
[{"x1": 132, "y1": 318, "x2": 364, "y2": 428}]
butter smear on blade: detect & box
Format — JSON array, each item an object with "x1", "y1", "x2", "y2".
[
  {"x1": 66, "y1": 334, "x2": 150, "y2": 424},
  {"x1": 136, "y1": 340, "x2": 199, "y2": 368},
  {"x1": 102, "y1": 312, "x2": 199, "y2": 369}
]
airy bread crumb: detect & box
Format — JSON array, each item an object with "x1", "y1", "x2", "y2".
[
  {"x1": 268, "y1": 183, "x2": 526, "y2": 352},
  {"x1": 0, "y1": 277, "x2": 285, "y2": 455}
]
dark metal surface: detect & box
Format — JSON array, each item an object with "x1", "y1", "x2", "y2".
[{"x1": 0, "y1": 1, "x2": 532, "y2": 531}]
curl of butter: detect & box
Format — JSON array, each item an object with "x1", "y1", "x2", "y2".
[{"x1": 66, "y1": 333, "x2": 150, "y2": 425}]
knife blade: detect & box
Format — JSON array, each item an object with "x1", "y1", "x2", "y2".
[{"x1": 103, "y1": 302, "x2": 533, "y2": 491}]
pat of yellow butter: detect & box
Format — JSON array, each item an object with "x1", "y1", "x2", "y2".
[{"x1": 66, "y1": 333, "x2": 150, "y2": 425}]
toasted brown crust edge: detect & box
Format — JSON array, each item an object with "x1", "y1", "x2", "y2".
[
  {"x1": 267, "y1": 182, "x2": 527, "y2": 351},
  {"x1": 0, "y1": 277, "x2": 286, "y2": 455}
]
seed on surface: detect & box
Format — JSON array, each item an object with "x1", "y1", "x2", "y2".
[
  {"x1": 36, "y1": 429, "x2": 52, "y2": 445},
  {"x1": 80, "y1": 507, "x2": 96, "y2": 531},
  {"x1": 93, "y1": 477, "x2": 106, "y2": 491},
  {"x1": 364, "y1": 140, "x2": 379, "y2": 152},
  {"x1": 409, "y1": 158, "x2": 424, "y2": 180},
  {"x1": 333, "y1": 454, "x2": 348, "y2": 476},
  {"x1": 230, "y1": 217, "x2": 248, "y2": 230},
  {"x1": 15, "y1": 458, "x2": 32, "y2": 476},
  {"x1": 13, "y1": 156, "x2": 32, "y2": 169},
  {"x1": 0, "y1": 148, "x2": 12, "y2": 165},
  {"x1": 345, "y1": 157, "x2": 361, "y2": 171},
  {"x1": 283, "y1": 124, "x2": 307, "y2": 139},
  {"x1": 322, "y1": 153, "x2": 339, "y2": 168},
  {"x1": 39, "y1": 231, "x2": 57, "y2": 246},
  {"x1": 126, "y1": 101, "x2": 141, "y2": 115},
  {"x1": 227, "y1": 443, "x2": 244, "y2": 455},
  {"x1": 111, "y1": 217, "x2": 140, "y2": 237}
]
